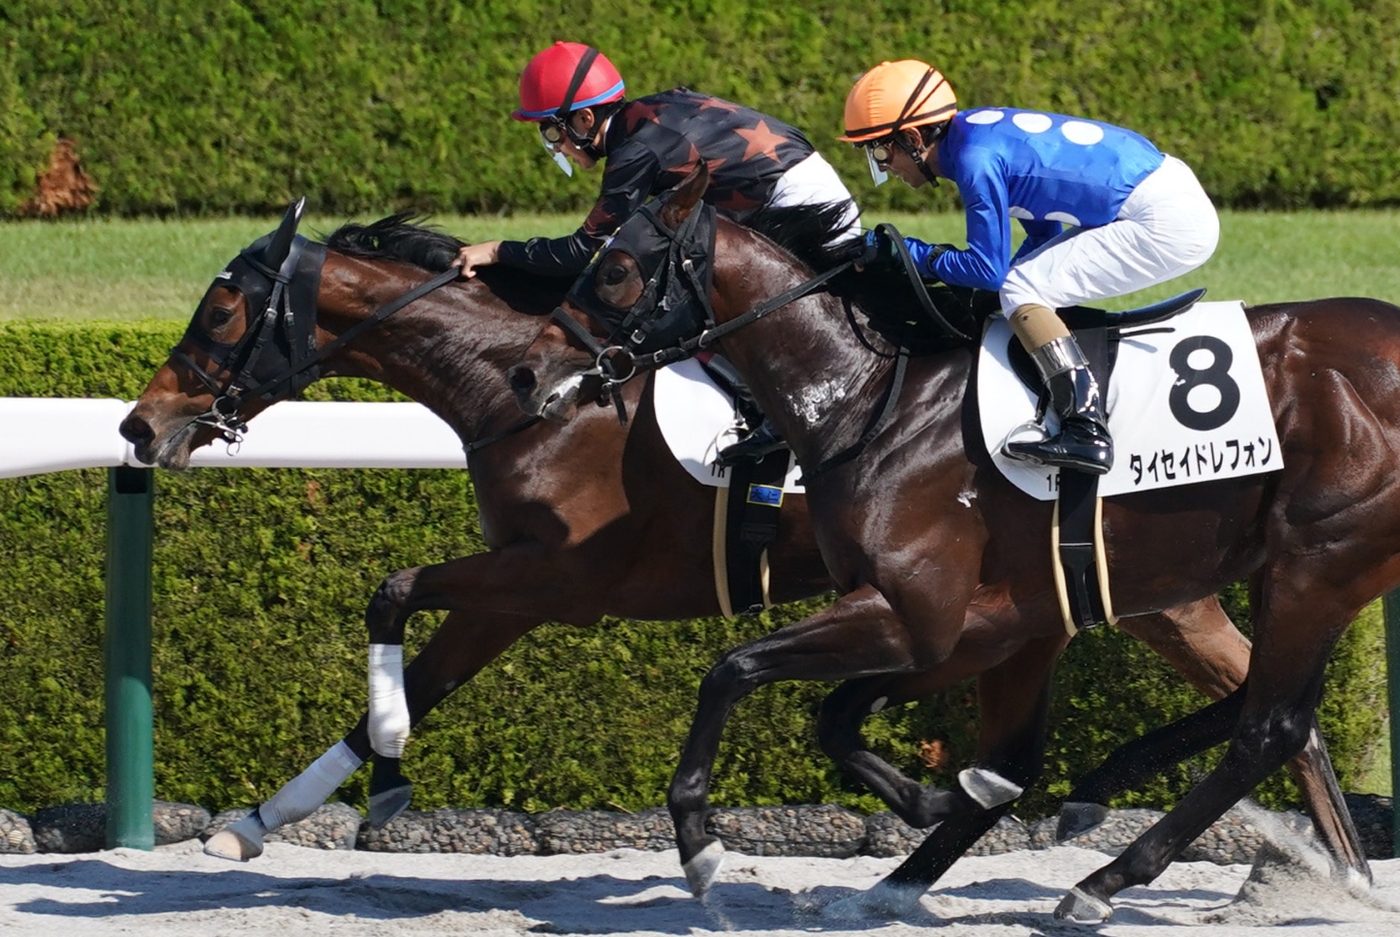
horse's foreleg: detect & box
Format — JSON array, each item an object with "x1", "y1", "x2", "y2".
[
  {"x1": 817, "y1": 674, "x2": 963, "y2": 828},
  {"x1": 840, "y1": 634, "x2": 1064, "y2": 919},
  {"x1": 668, "y1": 584, "x2": 923, "y2": 896},
  {"x1": 361, "y1": 606, "x2": 543, "y2": 825},
  {"x1": 361, "y1": 545, "x2": 600, "y2": 785},
  {"x1": 1075, "y1": 598, "x2": 1370, "y2": 882},
  {"x1": 207, "y1": 545, "x2": 579, "y2": 862},
  {"x1": 203, "y1": 606, "x2": 541, "y2": 861},
  {"x1": 815, "y1": 593, "x2": 1050, "y2": 828}
]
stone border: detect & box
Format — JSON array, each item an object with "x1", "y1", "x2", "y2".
[{"x1": 6, "y1": 795, "x2": 1391, "y2": 863}]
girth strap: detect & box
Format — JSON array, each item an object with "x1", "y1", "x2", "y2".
[{"x1": 1050, "y1": 323, "x2": 1116, "y2": 635}]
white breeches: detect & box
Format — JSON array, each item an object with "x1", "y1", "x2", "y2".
[
  {"x1": 999, "y1": 155, "x2": 1220, "y2": 315},
  {"x1": 767, "y1": 151, "x2": 863, "y2": 245}
]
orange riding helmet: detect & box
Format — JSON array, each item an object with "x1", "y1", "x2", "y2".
[
  {"x1": 839, "y1": 60, "x2": 957, "y2": 143},
  {"x1": 841, "y1": 60, "x2": 956, "y2": 185}
]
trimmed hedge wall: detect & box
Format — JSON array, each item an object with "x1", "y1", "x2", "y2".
[
  {"x1": 0, "y1": 322, "x2": 1389, "y2": 817},
  {"x1": 4, "y1": 0, "x2": 1399, "y2": 216}
]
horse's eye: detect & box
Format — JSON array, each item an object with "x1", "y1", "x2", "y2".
[
  {"x1": 601, "y1": 263, "x2": 629, "y2": 286},
  {"x1": 209, "y1": 306, "x2": 234, "y2": 328}
]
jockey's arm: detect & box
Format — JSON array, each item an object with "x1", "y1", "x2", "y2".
[{"x1": 495, "y1": 143, "x2": 663, "y2": 277}]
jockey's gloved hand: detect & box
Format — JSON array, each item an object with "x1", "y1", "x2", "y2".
[{"x1": 858, "y1": 228, "x2": 902, "y2": 270}]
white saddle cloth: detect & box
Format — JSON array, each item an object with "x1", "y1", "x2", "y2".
[
  {"x1": 977, "y1": 300, "x2": 1283, "y2": 501},
  {"x1": 652, "y1": 358, "x2": 803, "y2": 493}
]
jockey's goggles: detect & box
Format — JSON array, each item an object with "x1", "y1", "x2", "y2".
[
  {"x1": 539, "y1": 119, "x2": 568, "y2": 147},
  {"x1": 537, "y1": 120, "x2": 574, "y2": 176},
  {"x1": 861, "y1": 139, "x2": 895, "y2": 186}
]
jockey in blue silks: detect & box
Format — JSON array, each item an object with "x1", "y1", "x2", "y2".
[{"x1": 843, "y1": 60, "x2": 1219, "y2": 474}]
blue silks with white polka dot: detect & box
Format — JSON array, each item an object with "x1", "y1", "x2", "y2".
[{"x1": 923, "y1": 107, "x2": 1165, "y2": 291}]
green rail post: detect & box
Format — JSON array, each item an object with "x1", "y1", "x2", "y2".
[
  {"x1": 1386, "y1": 591, "x2": 1400, "y2": 857},
  {"x1": 105, "y1": 466, "x2": 154, "y2": 849}
]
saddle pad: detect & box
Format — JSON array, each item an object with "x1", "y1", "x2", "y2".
[
  {"x1": 978, "y1": 300, "x2": 1283, "y2": 501},
  {"x1": 653, "y1": 358, "x2": 804, "y2": 492}
]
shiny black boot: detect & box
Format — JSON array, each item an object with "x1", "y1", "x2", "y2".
[
  {"x1": 717, "y1": 418, "x2": 787, "y2": 466},
  {"x1": 1004, "y1": 339, "x2": 1113, "y2": 474}
]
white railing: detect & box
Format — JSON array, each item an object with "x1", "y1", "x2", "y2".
[{"x1": 0, "y1": 398, "x2": 467, "y2": 476}]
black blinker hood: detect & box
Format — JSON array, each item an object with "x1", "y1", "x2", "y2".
[{"x1": 565, "y1": 198, "x2": 716, "y2": 355}]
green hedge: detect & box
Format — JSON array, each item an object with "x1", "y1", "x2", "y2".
[
  {"x1": 0, "y1": 322, "x2": 1388, "y2": 817},
  {"x1": 4, "y1": 0, "x2": 1399, "y2": 217},
  {"x1": 0, "y1": 36, "x2": 49, "y2": 215}
]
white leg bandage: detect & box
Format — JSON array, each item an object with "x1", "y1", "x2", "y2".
[
  {"x1": 259, "y1": 740, "x2": 363, "y2": 830},
  {"x1": 958, "y1": 767, "x2": 1024, "y2": 810},
  {"x1": 368, "y1": 643, "x2": 411, "y2": 758}
]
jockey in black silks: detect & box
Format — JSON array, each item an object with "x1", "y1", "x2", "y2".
[{"x1": 454, "y1": 41, "x2": 862, "y2": 464}]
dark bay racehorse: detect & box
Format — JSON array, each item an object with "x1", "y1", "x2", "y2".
[{"x1": 509, "y1": 165, "x2": 1391, "y2": 920}]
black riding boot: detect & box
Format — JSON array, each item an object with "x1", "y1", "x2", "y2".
[
  {"x1": 1003, "y1": 337, "x2": 1113, "y2": 474},
  {"x1": 717, "y1": 417, "x2": 787, "y2": 466}
]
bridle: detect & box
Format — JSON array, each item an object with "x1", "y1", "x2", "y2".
[
  {"x1": 547, "y1": 197, "x2": 723, "y2": 423},
  {"x1": 172, "y1": 214, "x2": 458, "y2": 448}
]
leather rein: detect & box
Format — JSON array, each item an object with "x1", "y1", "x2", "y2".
[{"x1": 557, "y1": 209, "x2": 956, "y2": 480}]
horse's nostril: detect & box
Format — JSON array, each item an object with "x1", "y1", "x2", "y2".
[
  {"x1": 119, "y1": 413, "x2": 153, "y2": 445},
  {"x1": 507, "y1": 365, "x2": 537, "y2": 394}
]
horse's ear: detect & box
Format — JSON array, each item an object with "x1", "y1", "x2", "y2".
[
  {"x1": 264, "y1": 196, "x2": 307, "y2": 269},
  {"x1": 660, "y1": 163, "x2": 709, "y2": 229}
]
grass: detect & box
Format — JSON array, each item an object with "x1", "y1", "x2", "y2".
[{"x1": 3, "y1": 210, "x2": 1400, "y2": 322}]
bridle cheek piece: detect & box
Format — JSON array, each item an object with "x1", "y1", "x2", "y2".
[{"x1": 171, "y1": 235, "x2": 326, "y2": 449}]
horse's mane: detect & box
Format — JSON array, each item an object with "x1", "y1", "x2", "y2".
[
  {"x1": 326, "y1": 213, "x2": 464, "y2": 272},
  {"x1": 743, "y1": 201, "x2": 865, "y2": 272}
]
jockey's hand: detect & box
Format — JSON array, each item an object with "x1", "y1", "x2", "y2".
[
  {"x1": 455, "y1": 241, "x2": 502, "y2": 279},
  {"x1": 856, "y1": 228, "x2": 901, "y2": 272}
]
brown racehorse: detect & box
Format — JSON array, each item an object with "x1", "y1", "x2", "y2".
[{"x1": 509, "y1": 164, "x2": 1391, "y2": 921}]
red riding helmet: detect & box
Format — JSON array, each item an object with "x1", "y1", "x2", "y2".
[{"x1": 513, "y1": 42, "x2": 626, "y2": 122}]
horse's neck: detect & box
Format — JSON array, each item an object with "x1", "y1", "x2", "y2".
[
  {"x1": 716, "y1": 251, "x2": 896, "y2": 466},
  {"x1": 317, "y1": 259, "x2": 540, "y2": 446}
]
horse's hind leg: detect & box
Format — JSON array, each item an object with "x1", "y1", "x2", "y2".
[
  {"x1": 841, "y1": 635, "x2": 1064, "y2": 917},
  {"x1": 1070, "y1": 598, "x2": 1369, "y2": 883},
  {"x1": 1058, "y1": 574, "x2": 1361, "y2": 922}
]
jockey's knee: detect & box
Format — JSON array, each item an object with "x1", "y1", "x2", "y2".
[{"x1": 998, "y1": 275, "x2": 1045, "y2": 319}]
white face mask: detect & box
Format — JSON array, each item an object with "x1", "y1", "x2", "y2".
[
  {"x1": 864, "y1": 147, "x2": 889, "y2": 186},
  {"x1": 541, "y1": 138, "x2": 573, "y2": 177}
]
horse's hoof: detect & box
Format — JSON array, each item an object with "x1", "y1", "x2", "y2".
[
  {"x1": 682, "y1": 840, "x2": 725, "y2": 897},
  {"x1": 368, "y1": 783, "x2": 412, "y2": 828},
  {"x1": 1054, "y1": 886, "x2": 1114, "y2": 923},
  {"x1": 203, "y1": 813, "x2": 265, "y2": 861},
  {"x1": 1057, "y1": 802, "x2": 1111, "y2": 842},
  {"x1": 822, "y1": 880, "x2": 924, "y2": 921}
]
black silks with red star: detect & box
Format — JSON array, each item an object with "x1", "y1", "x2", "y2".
[{"x1": 497, "y1": 88, "x2": 815, "y2": 277}]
